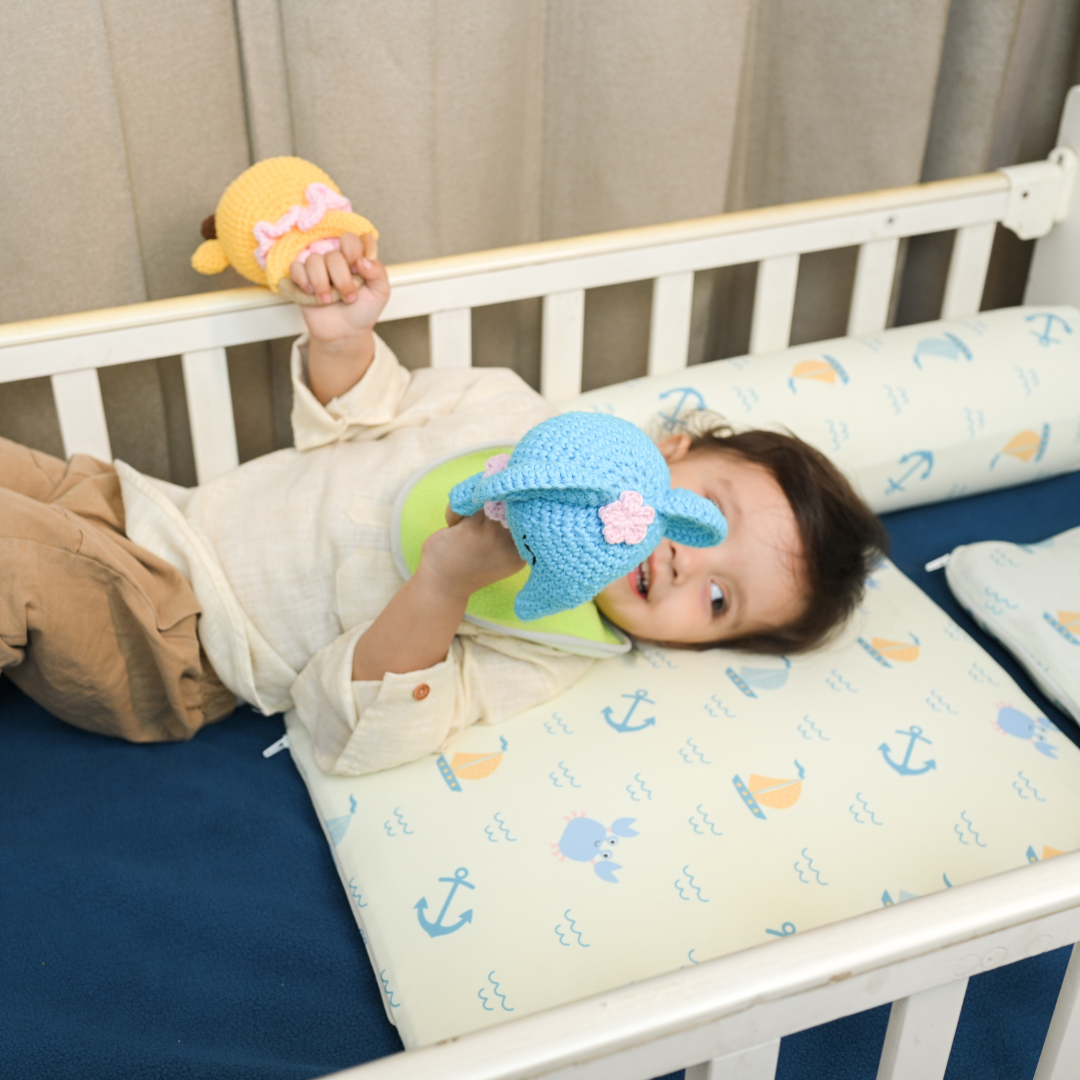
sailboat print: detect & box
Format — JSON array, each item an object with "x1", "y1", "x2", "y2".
[
  {"x1": 733, "y1": 773, "x2": 803, "y2": 819},
  {"x1": 990, "y1": 425, "x2": 1050, "y2": 469},
  {"x1": 858, "y1": 636, "x2": 920, "y2": 668},
  {"x1": 1043, "y1": 610, "x2": 1080, "y2": 646},
  {"x1": 787, "y1": 356, "x2": 849, "y2": 393},
  {"x1": 436, "y1": 738, "x2": 509, "y2": 791}
]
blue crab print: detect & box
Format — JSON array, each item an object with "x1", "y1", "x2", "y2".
[
  {"x1": 994, "y1": 705, "x2": 1059, "y2": 759},
  {"x1": 552, "y1": 813, "x2": 639, "y2": 883}
]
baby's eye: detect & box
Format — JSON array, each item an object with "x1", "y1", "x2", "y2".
[{"x1": 710, "y1": 582, "x2": 725, "y2": 613}]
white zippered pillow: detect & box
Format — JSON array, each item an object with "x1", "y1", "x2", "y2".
[
  {"x1": 286, "y1": 558, "x2": 1080, "y2": 1047},
  {"x1": 566, "y1": 306, "x2": 1080, "y2": 513},
  {"x1": 946, "y1": 525, "x2": 1080, "y2": 721}
]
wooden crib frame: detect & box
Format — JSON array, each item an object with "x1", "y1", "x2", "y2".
[{"x1": 6, "y1": 88, "x2": 1080, "y2": 1080}]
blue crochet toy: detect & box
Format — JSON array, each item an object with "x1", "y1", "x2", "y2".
[{"x1": 448, "y1": 412, "x2": 728, "y2": 621}]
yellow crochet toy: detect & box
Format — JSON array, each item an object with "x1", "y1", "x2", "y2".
[{"x1": 192, "y1": 157, "x2": 378, "y2": 306}]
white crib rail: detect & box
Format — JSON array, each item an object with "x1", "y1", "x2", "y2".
[{"x1": 1, "y1": 147, "x2": 1076, "y2": 483}]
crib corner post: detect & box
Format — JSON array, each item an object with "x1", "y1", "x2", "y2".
[{"x1": 1024, "y1": 85, "x2": 1080, "y2": 306}]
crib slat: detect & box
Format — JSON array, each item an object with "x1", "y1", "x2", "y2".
[
  {"x1": 848, "y1": 237, "x2": 900, "y2": 336},
  {"x1": 181, "y1": 348, "x2": 240, "y2": 484},
  {"x1": 647, "y1": 271, "x2": 695, "y2": 375},
  {"x1": 876, "y1": 978, "x2": 968, "y2": 1080},
  {"x1": 429, "y1": 308, "x2": 472, "y2": 369},
  {"x1": 749, "y1": 254, "x2": 799, "y2": 354},
  {"x1": 1034, "y1": 943, "x2": 1080, "y2": 1080},
  {"x1": 686, "y1": 1038, "x2": 780, "y2": 1079},
  {"x1": 941, "y1": 221, "x2": 995, "y2": 319},
  {"x1": 51, "y1": 369, "x2": 112, "y2": 461},
  {"x1": 541, "y1": 289, "x2": 586, "y2": 402}
]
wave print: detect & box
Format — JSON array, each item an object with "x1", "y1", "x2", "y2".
[
  {"x1": 380, "y1": 970, "x2": 400, "y2": 1008},
  {"x1": 954, "y1": 811, "x2": 987, "y2": 848},
  {"x1": 679, "y1": 738, "x2": 712, "y2": 765},
  {"x1": 549, "y1": 761, "x2": 582, "y2": 788},
  {"x1": 1013, "y1": 771, "x2": 1046, "y2": 802},
  {"x1": 848, "y1": 793, "x2": 883, "y2": 826},
  {"x1": 544, "y1": 712, "x2": 575, "y2": 735},
  {"x1": 794, "y1": 848, "x2": 829, "y2": 885},
  {"x1": 797, "y1": 716, "x2": 830, "y2": 741}
]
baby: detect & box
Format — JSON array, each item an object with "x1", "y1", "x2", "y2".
[{"x1": 0, "y1": 233, "x2": 885, "y2": 774}]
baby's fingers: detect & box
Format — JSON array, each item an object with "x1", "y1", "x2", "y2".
[
  {"x1": 357, "y1": 257, "x2": 391, "y2": 303},
  {"x1": 304, "y1": 254, "x2": 333, "y2": 304},
  {"x1": 340, "y1": 231, "x2": 363, "y2": 269},
  {"x1": 341, "y1": 231, "x2": 379, "y2": 270},
  {"x1": 324, "y1": 249, "x2": 358, "y2": 303},
  {"x1": 289, "y1": 259, "x2": 314, "y2": 295}
]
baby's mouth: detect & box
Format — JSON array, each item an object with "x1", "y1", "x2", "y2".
[{"x1": 635, "y1": 559, "x2": 651, "y2": 599}]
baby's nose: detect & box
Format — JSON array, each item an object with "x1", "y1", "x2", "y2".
[{"x1": 669, "y1": 539, "x2": 704, "y2": 581}]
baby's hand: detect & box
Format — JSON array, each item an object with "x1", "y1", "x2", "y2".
[
  {"x1": 417, "y1": 508, "x2": 526, "y2": 601},
  {"x1": 290, "y1": 232, "x2": 390, "y2": 344}
]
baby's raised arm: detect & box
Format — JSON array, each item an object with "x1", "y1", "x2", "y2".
[
  {"x1": 291, "y1": 232, "x2": 390, "y2": 405},
  {"x1": 350, "y1": 506, "x2": 526, "y2": 683}
]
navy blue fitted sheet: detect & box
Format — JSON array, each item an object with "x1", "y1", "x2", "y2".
[{"x1": 2, "y1": 468, "x2": 1078, "y2": 1080}]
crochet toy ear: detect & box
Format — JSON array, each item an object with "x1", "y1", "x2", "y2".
[
  {"x1": 192, "y1": 239, "x2": 230, "y2": 276},
  {"x1": 448, "y1": 474, "x2": 485, "y2": 517},
  {"x1": 476, "y1": 463, "x2": 618, "y2": 506},
  {"x1": 661, "y1": 488, "x2": 728, "y2": 548},
  {"x1": 450, "y1": 464, "x2": 618, "y2": 518}
]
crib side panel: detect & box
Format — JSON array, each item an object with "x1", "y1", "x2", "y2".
[{"x1": 0, "y1": 156, "x2": 1070, "y2": 480}]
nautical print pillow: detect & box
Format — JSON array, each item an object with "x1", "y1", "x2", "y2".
[
  {"x1": 946, "y1": 524, "x2": 1080, "y2": 722},
  {"x1": 564, "y1": 306, "x2": 1080, "y2": 513}
]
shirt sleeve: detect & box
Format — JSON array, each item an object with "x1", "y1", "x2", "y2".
[
  {"x1": 288, "y1": 623, "x2": 595, "y2": 776},
  {"x1": 290, "y1": 332, "x2": 412, "y2": 450}
]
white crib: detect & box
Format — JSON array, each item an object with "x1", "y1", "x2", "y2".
[{"x1": 6, "y1": 85, "x2": 1080, "y2": 1080}]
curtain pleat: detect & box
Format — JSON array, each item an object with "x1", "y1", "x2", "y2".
[{"x1": 3, "y1": 0, "x2": 1080, "y2": 480}]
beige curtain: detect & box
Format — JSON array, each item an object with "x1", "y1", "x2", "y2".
[{"x1": 3, "y1": 0, "x2": 1078, "y2": 483}]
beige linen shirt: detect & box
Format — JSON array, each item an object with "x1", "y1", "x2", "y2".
[{"x1": 117, "y1": 334, "x2": 595, "y2": 775}]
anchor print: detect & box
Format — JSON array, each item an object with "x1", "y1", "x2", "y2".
[
  {"x1": 879, "y1": 725, "x2": 936, "y2": 776},
  {"x1": 766, "y1": 922, "x2": 797, "y2": 938},
  {"x1": 415, "y1": 867, "x2": 475, "y2": 938},
  {"x1": 1026, "y1": 312, "x2": 1072, "y2": 347},
  {"x1": 603, "y1": 689, "x2": 656, "y2": 732},
  {"x1": 658, "y1": 387, "x2": 705, "y2": 432},
  {"x1": 885, "y1": 450, "x2": 933, "y2": 495}
]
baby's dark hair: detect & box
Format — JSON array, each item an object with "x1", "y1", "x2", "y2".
[{"x1": 685, "y1": 421, "x2": 888, "y2": 655}]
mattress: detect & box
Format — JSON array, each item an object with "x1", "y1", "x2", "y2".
[
  {"x1": 4, "y1": 473, "x2": 1080, "y2": 1080},
  {"x1": 287, "y1": 554, "x2": 1080, "y2": 1049}
]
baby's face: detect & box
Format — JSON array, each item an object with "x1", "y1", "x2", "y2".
[{"x1": 594, "y1": 441, "x2": 806, "y2": 645}]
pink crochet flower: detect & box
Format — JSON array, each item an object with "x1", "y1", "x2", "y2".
[
  {"x1": 482, "y1": 453, "x2": 511, "y2": 526},
  {"x1": 598, "y1": 490, "x2": 655, "y2": 545}
]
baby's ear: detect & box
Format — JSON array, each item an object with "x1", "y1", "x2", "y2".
[{"x1": 661, "y1": 488, "x2": 728, "y2": 548}]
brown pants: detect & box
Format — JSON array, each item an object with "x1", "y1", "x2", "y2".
[{"x1": 0, "y1": 437, "x2": 235, "y2": 741}]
